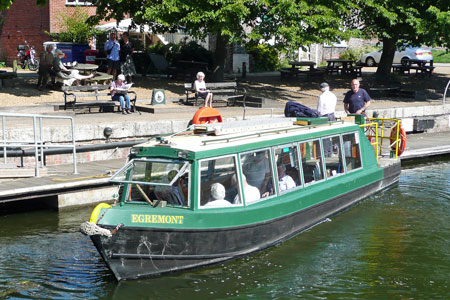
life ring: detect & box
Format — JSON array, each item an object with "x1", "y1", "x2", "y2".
[
  {"x1": 390, "y1": 124, "x2": 407, "y2": 156},
  {"x1": 192, "y1": 107, "x2": 223, "y2": 125},
  {"x1": 89, "y1": 203, "x2": 112, "y2": 223}
]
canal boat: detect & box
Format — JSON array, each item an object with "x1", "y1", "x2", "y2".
[{"x1": 81, "y1": 117, "x2": 401, "y2": 281}]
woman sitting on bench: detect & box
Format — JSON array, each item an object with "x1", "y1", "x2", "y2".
[
  {"x1": 110, "y1": 74, "x2": 132, "y2": 114},
  {"x1": 53, "y1": 50, "x2": 93, "y2": 86},
  {"x1": 194, "y1": 71, "x2": 213, "y2": 107}
]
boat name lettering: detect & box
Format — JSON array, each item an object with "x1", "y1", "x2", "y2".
[{"x1": 131, "y1": 214, "x2": 184, "y2": 224}]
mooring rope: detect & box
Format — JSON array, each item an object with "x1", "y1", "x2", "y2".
[{"x1": 80, "y1": 221, "x2": 112, "y2": 237}]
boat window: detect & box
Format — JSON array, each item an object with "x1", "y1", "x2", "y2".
[
  {"x1": 199, "y1": 155, "x2": 242, "y2": 208},
  {"x1": 299, "y1": 140, "x2": 324, "y2": 184},
  {"x1": 112, "y1": 159, "x2": 190, "y2": 207},
  {"x1": 322, "y1": 136, "x2": 345, "y2": 178},
  {"x1": 274, "y1": 145, "x2": 301, "y2": 193},
  {"x1": 240, "y1": 149, "x2": 275, "y2": 202},
  {"x1": 343, "y1": 132, "x2": 362, "y2": 171}
]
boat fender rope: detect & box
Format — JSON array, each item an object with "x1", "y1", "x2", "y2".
[{"x1": 80, "y1": 221, "x2": 112, "y2": 237}]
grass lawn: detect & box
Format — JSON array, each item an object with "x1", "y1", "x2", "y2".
[{"x1": 431, "y1": 50, "x2": 450, "y2": 63}]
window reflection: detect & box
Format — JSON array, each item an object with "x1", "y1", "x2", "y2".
[
  {"x1": 322, "y1": 136, "x2": 345, "y2": 178},
  {"x1": 274, "y1": 145, "x2": 301, "y2": 192},
  {"x1": 343, "y1": 133, "x2": 362, "y2": 171},
  {"x1": 299, "y1": 140, "x2": 324, "y2": 184},
  {"x1": 240, "y1": 149, "x2": 275, "y2": 200}
]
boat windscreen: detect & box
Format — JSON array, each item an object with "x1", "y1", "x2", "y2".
[{"x1": 110, "y1": 159, "x2": 188, "y2": 186}]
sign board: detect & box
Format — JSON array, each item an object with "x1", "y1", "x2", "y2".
[{"x1": 152, "y1": 89, "x2": 165, "y2": 105}]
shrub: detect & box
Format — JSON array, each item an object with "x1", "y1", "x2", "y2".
[
  {"x1": 339, "y1": 46, "x2": 380, "y2": 63},
  {"x1": 246, "y1": 44, "x2": 280, "y2": 72},
  {"x1": 47, "y1": 7, "x2": 101, "y2": 44}
]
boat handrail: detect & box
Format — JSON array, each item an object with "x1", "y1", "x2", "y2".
[
  {"x1": 202, "y1": 120, "x2": 345, "y2": 146},
  {"x1": 363, "y1": 117, "x2": 402, "y2": 159}
]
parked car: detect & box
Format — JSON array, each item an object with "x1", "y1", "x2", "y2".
[{"x1": 361, "y1": 46, "x2": 433, "y2": 67}]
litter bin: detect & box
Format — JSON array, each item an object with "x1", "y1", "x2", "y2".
[{"x1": 84, "y1": 49, "x2": 98, "y2": 64}]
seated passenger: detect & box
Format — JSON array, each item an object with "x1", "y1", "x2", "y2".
[
  {"x1": 263, "y1": 165, "x2": 296, "y2": 197},
  {"x1": 154, "y1": 170, "x2": 185, "y2": 206},
  {"x1": 203, "y1": 183, "x2": 232, "y2": 207},
  {"x1": 232, "y1": 174, "x2": 260, "y2": 204},
  {"x1": 277, "y1": 165, "x2": 296, "y2": 192}
]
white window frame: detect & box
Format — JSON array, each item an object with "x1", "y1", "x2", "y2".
[
  {"x1": 299, "y1": 138, "x2": 326, "y2": 186},
  {"x1": 273, "y1": 143, "x2": 303, "y2": 195},
  {"x1": 239, "y1": 147, "x2": 277, "y2": 205},
  {"x1": 66, "y1": 0, "x2": 93, "y2": 6},
  {"x1": 342, "y1": 131, "x2": 363, "y2": 173},
  {"x1": 198, "y1": 154, "x2": 243, "y2": 209},
  {"x1": 321, "y1": 134, "x2": 346, "y2": 180}
]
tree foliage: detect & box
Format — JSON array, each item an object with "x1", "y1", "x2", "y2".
[
  {"x1": 350, "y1": 0, "x2": 450, "y2": 78},
  {"x1": 89, "y1": 0, "x2": 357, "y2": 78},
  {"x1": 47, "y1": 7, "x2": 101, "y2": 44}
]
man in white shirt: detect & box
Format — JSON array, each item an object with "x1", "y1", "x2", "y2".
[
  {"x1": 317, "y1": 82, "x2": 337, "y2": 121},
  {"x1": 232, "y1": 174, "x2": 260, "y2": 204}
]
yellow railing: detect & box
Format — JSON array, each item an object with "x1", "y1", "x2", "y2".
[{"x1": 360, "y1": 118, "x2": 402, "y2": 159}]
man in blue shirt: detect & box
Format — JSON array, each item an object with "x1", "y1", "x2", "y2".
[
  {"x1": 104, "y1": 32, "x2": 120, "y2": 79},
  {"x1": 343, "y1": 79, "x2": 371, "y2": 114}
]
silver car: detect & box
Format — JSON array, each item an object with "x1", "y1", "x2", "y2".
[{"x1": 361, "y1": 46, "x2": 433, "y2": 67}]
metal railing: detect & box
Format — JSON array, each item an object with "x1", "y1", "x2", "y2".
[
  {"x1": 0, "y1": 112, "x2": 77, "y2": 176},
  {"x1": 362, "y1": 117, "x2": 402, "y2": 159}
]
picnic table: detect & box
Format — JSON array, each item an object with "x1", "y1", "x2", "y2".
[
  {"x1": 325, "y1": 59, "x2": 357, "y2": 75},
  {"x1": 280, "y1": 61, "x2": 325, "y2": 81},
  {"x1": 392, "y1": 59, "x2": 434, "y2": 77},
  {"x1": 73, "y1": 63, "x2": 98, "y2": 75}
]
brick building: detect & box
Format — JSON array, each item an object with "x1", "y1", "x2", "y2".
[{"x1": 0, "y1": 0, "x2": 99, "y2": 64}]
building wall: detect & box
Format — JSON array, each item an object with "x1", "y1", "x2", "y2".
[
  {"x1": 0, "y1": 0, "x2": 50, "y2": 64},
  {"x1": 0, "y1": 0, "x2": 114, "y2": 65}
]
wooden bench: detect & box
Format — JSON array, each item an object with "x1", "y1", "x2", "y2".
[
  {"x1": 183, "y1": 81, "x2": 246, "y2": 106},
  {"x1": 61, "y1": 84, "x2": 137, "y2": 113}
]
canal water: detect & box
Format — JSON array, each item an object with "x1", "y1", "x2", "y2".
[{"x1": 0, "y1": 160, "x2": 449, "y2": 300}]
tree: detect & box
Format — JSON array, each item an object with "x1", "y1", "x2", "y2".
[
  {"x1": 48, "y1": 7, "x2": 101, "y2": 44},
  {"x1": 90, "y1": 0, "x2": 355, "y2": 79},
  {"x1": 352, "y1": 0, "x2": 450, "y2": 78}
]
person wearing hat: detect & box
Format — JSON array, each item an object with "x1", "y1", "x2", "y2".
[
  {"x1": 52, "y1": 49, "x2": 93, "y2": 86},
  {"x1": 317, "y1": 82, "x2": 337, "y2": 121},
  {"x1": 110, "y1": 74, "x2": 132, "y2": 114}
]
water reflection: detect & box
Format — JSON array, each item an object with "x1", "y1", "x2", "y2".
[{"x1": 0, "y1": 161, "x2": 449, "y2": 299}]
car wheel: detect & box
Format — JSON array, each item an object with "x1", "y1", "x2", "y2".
[
  {"x1": 401, "y1": 57, "x2": 409, "y2": 65},
  {"x1": 366, "y1": 57, "x2": 376, "y2": 67}
]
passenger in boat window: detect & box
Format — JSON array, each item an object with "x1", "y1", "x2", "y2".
[
  {"x1": 200, "y1": 156, "x2": 239, "y2": 207},
  {"x1": 231, "y1": 174, "x2": 260, "y2": 204},
  {"x1": 299, "y1": 140, "x2": 324, "y2": 184},
  {"x1": 274, "y1": 146, "x2": 301, "y2": 188},
  {"x1": 277, "y1": 165, "x2": 296, "y2": 191},
  {"x1": 343, "y1": 133, "x2": 362, "y2": 171},
  {"x1": 241, "y1": 150, "x2": 275, "y2": 198},
  {"x1": 264, "y1": 165, "x2": 296, "y2": 196},
  {"x1": 154, "y1": 170, "x2": 185, "y2": 206},
  {"x1": 323, "y1": 136, "x2": 344, "y2": 178},
  {"x1": 203, "y1": 183, "x2": 232, "y2": 208}
]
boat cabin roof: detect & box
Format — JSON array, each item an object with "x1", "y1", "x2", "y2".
[{"x1": 134, "y1": 119, "x2": 360, "y2": 160}]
